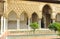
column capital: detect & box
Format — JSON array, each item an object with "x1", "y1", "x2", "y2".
[{"x1": 3, "y1": 14, "x2": 8, "y2": 19}]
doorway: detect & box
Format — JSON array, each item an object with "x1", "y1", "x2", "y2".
[{"x1": 41, "y1": 5, "x2": 52, "y2": 28}]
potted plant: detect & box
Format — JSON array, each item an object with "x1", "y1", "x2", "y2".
[
  {"x1": 30, "y1": 22, "x2": 39, "y2": 33},
  {"x1": 48, "y1": 22, "x2": 60, "y2": 36}
]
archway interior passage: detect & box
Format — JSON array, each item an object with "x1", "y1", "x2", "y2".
[
  {"x1": 8, "y1": 11, "x2": 17, "y2": 29},
  {"x1": 31, "y1": 12, "x2": 38, "y2": 23},
  {"x1": 41, "y1": 5, "x2": 52, "y2": 28},
  {"x1": 20, "y1": 13, "x2": 28, "y2": 29}
]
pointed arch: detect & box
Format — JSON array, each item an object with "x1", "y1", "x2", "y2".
[
  {"x1": 20, "y1": 11, "x2": 28, "y2": 29},
  {"x1": 20, "y1": 11, "x2": 28, "y2": 21},
  {"x1": 31, "y1": 12, "x2": 38, "y2": 23},
  {"x1": 42, "y1": 4, "x2": 52, "y2": 13},
  {"x1": 42, "y1": 4, "x2": 52, "y2": 14},
  {"x1": 31, "y1": 12, "x2": 39, "y2": 18},
  {"x1": 7, "y1": 10, "x2": 19, "y2": 18},
  {"x1": 8, "y1": 10, "x2": 17, "y2": 29},
  {"x1": 32, "y1": 12, "x2": 38, "y2": 18},
  {"x1": 20, "y1": 11, "x2": 28, "y2": 18},
  {"x1": 8, "y1": 10, "x2": 17, "y2": 20}
]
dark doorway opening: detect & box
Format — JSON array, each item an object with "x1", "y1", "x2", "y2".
[
  {"x1": 41, "y1": 5, "x2": 52, "y2": 28},
  {"x1": 32, "y1": 12, "x2": 38, "y2": 23}
]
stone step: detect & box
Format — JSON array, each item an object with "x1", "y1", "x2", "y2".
[{"x1": 8, "y1": 29, "x2": 57, "y2": 35}]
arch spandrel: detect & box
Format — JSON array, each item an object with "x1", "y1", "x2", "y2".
[{"x1": 38, "y1": 12, "x2": 42, "y2": 19}]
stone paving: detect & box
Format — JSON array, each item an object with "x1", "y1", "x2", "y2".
[
  {"x1": 6, "y1": 35, "x2": 60, "y2": 39},
  {"x1": 16, "y1": 36, "x2": 60, "y2": 39},
  {"x1": 26, "y1": 36, "x2": 60, "y2": 39},
  {"x1": 0, "y1": 34, "x2": 60, "y2": 39}
]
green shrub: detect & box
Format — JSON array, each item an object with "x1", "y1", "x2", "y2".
[
  {"x1": 48, "y1": 22, "x2": 58, "y2": 31},
  {"x1": 48, "y1": 22, "x2": 60, "y2": 36},
  {"x1": 30, "y1": 22, "x2": 39, "y2": 32}
]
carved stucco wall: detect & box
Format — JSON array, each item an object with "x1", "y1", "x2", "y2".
[{"x1": 3, "y1": 0, "x2": 60, "y2": 20}]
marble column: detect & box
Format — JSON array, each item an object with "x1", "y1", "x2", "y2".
[
  {"x1": 4, "y1": 17, "x2": 7, "y2": 32},
  {"x1": 28, "y1": 18, "x2": 31, "y2": 29},
  {"x1": 17, "y1": 19, "x2": 20, "y2": 30},
  {"x1": 38, "y1": 19, "x2": 41, "y2": 29},
  {"x1": 1, "y1": 16, "x2": 4, "y2": 34}
]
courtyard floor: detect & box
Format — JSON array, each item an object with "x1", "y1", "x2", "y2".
[
  {"x1": 16, "y1": 36, "x2": 60, "y2": 39},
  {"x1": 6, "y1": 34, "x2": 60, "y2": 39}
]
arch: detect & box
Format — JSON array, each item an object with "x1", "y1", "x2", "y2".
[
  {"x1": 8, "y1": 10, "x2": 17, "y2": 20},
  {"x1": 42, "y1": 4, "x2": 52, "y2": 12},
  {"x1": 6, "y1": 10, "x2": 19, "y2": 19},
  {"x1": 31, "y1": 12, "x2": 38, "y2": 23},
  {"x1": 31, "y1": 12, "x2": 39, "y2": 18},
  {"x1": 8, "y1": 10, "x2": 17, "y2": 29},
  {"x1": 20, "y1": 11, "x2": 28, "y2": 18},
  {"x1": 56, "y1": 13, "x2": 60, "y2": 23},
  {"x1": 20, "y1": 11, "x2": 28, "y2": 29},
  {"x1": 42, "y1": 4, "x2": 52, "y2": 14},
  {"x1": 41, "y1": 4, "x2": 52, "y2": 28}
]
